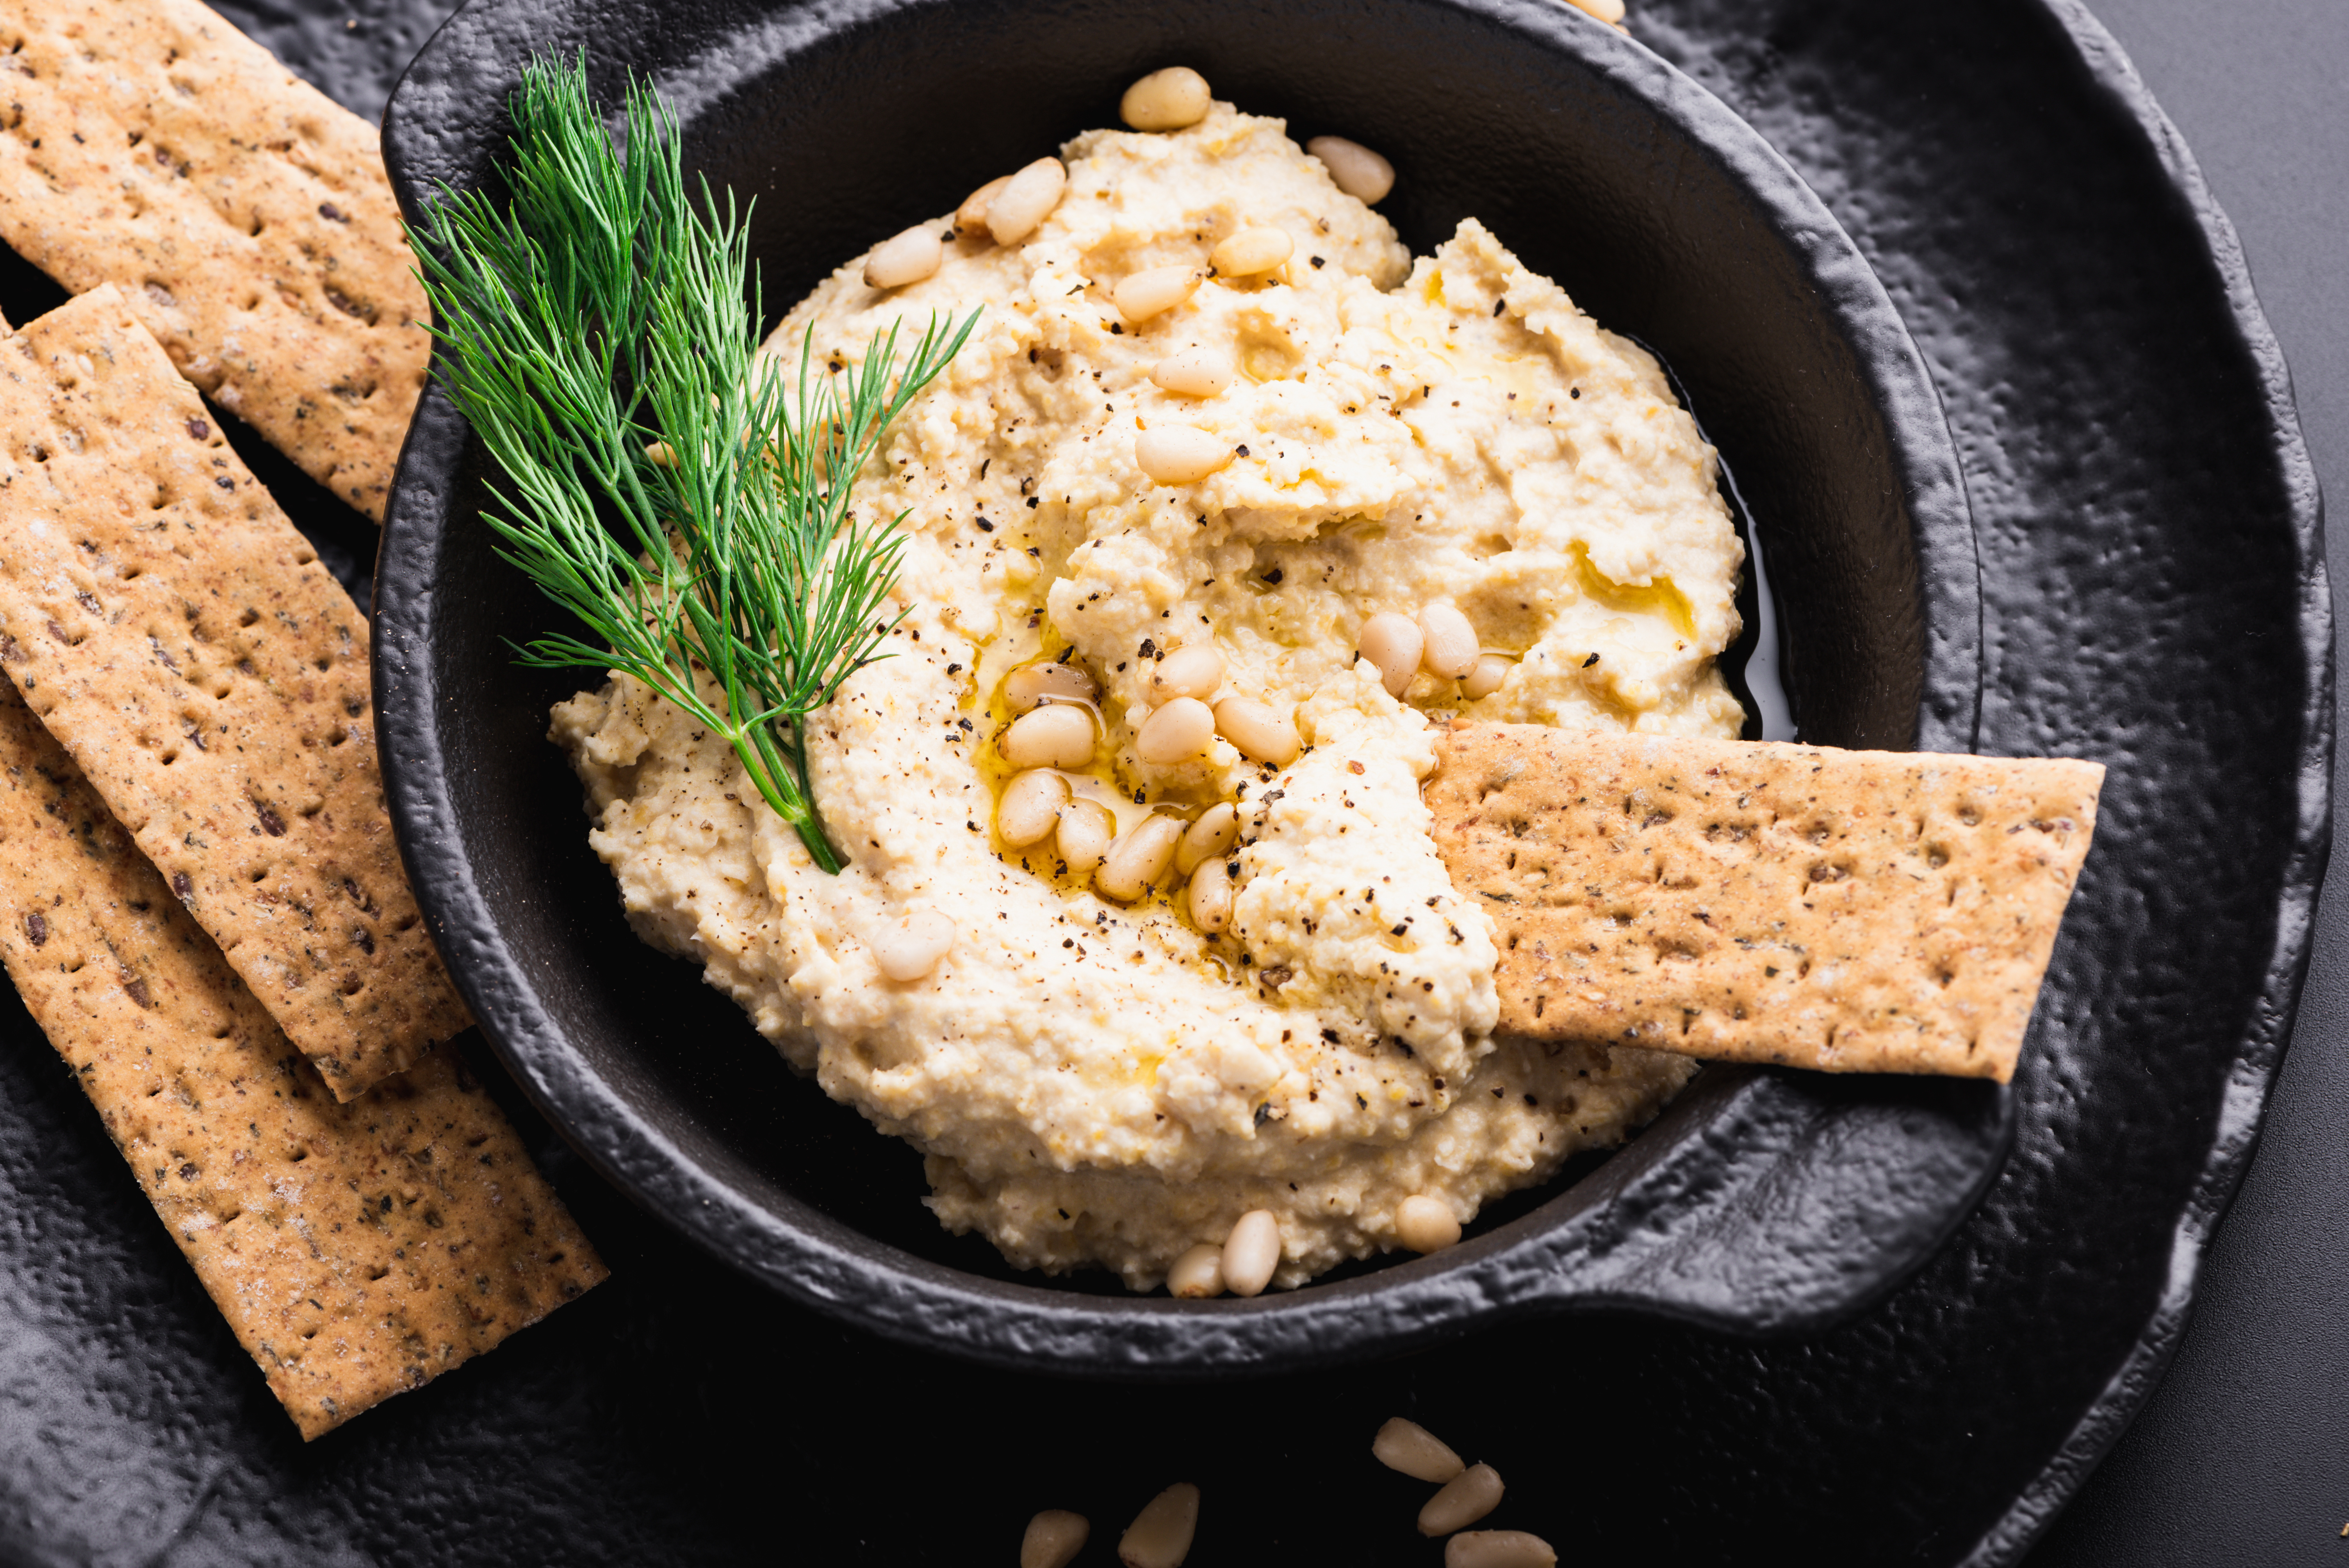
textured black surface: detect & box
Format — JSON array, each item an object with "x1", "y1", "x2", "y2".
[
  {"x1": 373, "y1": 0, "x2": 1999, "y2": 1377},
  {"x1": 0, "y1": 2, "x2": 2328, "y2": 1566},
  {"x1": 2031, "y1": 0, "x2": 2349, "y2": 1560}
]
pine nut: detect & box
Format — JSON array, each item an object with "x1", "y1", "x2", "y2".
[
  {"x1": 1021, "y1": 1510, "x2": 1091, "y2": 1568},
  {"x1": 997, "y1": 770, "x2": 1069, "y2": 846},
  {"x1": 1212, "y1": 696, "x2": 1300, "y2": 766},
  {"x1": 1056, "y1": 799, "x2": 1116, "y2": 877},
  {"x1": 1462, "y1": 652, "x2": 1513, "y2": 700},
  {"x1": 1096, "y1": 814, "x2": 1184, "y2": 902},
  {"x1": 1566, "y1": 0, "x2": 1626, "y2": 21},
  {"x1": 1395, "y1": 1194, "x2": 1461, "y2": 1253},
  {"x1": 1135, "y1": 697, "x2": 1215, "y2": 764},
  {"x1": 1174, "y1": 802, "x2": 1237, "y2": 873},
  {"x1": 1419, "y1": 1465, "x2": 1504, "y2": 1536},
  {"x1": 1306, "y1": 135, "x2": 1395, "y2": 204},
  {"x1": 1187, "y1": 857, "x2": 1232, "y2": 933},
  {"x1": 1358, "y1": 610, "x2": 1423, "y2": 697},
  {"x1": 956, "y1": 174, "x2": 1011, "y2": 238},
  {"x1": 1119, "y1": 1482, "x2": 1201, "y2": 1568},
  {"x1": 871, "y1": 906, "x2": 955, "y2": 982},
  {"x1": 1114, "y1": 265, "x2": 1203, "y2": 323},
  {"x1": 1419, "y1": 604, "x2": 1480, "y2": 679},
  {"x1": 1119, "y1": 67, "x2": 1212, "y2": 132},
  {"x1": 1136, "y1": 427, "x2": 1234, "y2": 485},
  {"x1": 989, "y1": 157, "x2": 1068, "y2": 245},
  {"x1": 1002, "y1": 704, "x2": 1098, "y2": 769},
  {"x1": 1166, "y1": 1244, "x2": 1224, "y2": 1299},
  {"x1": 1149, "y1": 645, "x2": 1226, "y2": 704},
  {"x1": 1007, "y1": 661, "x2": 1099, "y2": 710},
  {"x1": 1210, "y1": 226, "x2": 1294, "y2": 277},
  {"x1": 1221, "y1": 1209, "x2": 1280, "y2": 1295},
  {"x1": 643, "y1": 440, "x2": 678, "y2": 468},
  {"x1": 1446, "y1": 1531, "x2": 1558, "y2": 1568},
  {"x1": 1150, "y1": 348, "x2": 1235, "y2": 398},
  {"x1": 1373, "y1": 1417, "x2": 1465, "y2": 1483},
  {"x1": 863, "y1": 223, "x2": 943, "y2": 290}
]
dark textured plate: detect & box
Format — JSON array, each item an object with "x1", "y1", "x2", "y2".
[
  {"x1": 0, "y1": 0, "x2": 2322, "y2": 1563},
  {"x1": 371, "y1": 0, "x2": 2003, "y2": 1375}
]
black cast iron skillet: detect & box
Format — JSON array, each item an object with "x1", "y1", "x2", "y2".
[{"x1": 374, "y1": 0, "x2": 2003, "y2": 1373}]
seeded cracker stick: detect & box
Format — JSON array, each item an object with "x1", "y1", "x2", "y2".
[
  {"x1": 1428, "y1": 724, "x2": 2103, "y2": 1082},
  {"x1": 0, "y1": 0, "x2": 426, "y2": 520},
  {"x1": 0, "y1": 676, "x2": 604, "y2": 1438},
  {"x1": 0, "y1": 286, "x2": 468, "y2": 1099}
]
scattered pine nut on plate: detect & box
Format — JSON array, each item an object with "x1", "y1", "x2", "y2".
[
  {"x1": 1447, "y1": 1530, "x2": 1560, "y2": 1568},
  {"x1": 1119, "y1": 1484, "x2": 1200, "y2": 1568},
  {"x1": 1420, "y1": 1464, "x2": 1506, "y2": 1536},
  {"x1": 1021, "y1": 1510, "x2": 1091, "y2": 1568},
  {"x1": 1374, "y1": 1417, "x2": 1467, "y2": 1483}
]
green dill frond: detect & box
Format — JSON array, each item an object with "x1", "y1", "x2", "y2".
[{"x1": 408, "y1": 53, "x2": 977, "y2": 873}]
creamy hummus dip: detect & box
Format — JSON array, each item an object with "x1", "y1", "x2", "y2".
[{"x1": 552, "y1": 98, "x2": 1746, "y2": 1290}]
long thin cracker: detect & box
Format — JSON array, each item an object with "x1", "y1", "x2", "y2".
[
  {"x1": 0, "y1": 286, "x2": 467, "y2": 1099},
  {"x1": 0, "y1": 676, "x2": 602, "y2": 1439},
  {"x1": 1428, "y1": 723, "x2": 2103, "y2": 1082},
  {"x1": 0, "y1": 0, "x2": 427, "y2": 519}
]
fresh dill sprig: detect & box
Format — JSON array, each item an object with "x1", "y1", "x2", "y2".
[{"x1": 409, "y1": 55, "x2": 977, "y2": 873}]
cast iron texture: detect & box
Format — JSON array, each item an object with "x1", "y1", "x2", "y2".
[
  {"x1": 371, "y1": 0, "x2": 1999, "y2": 1374},
  {"x1": 0, "y1": 2, "x2": 2325, "y2": 1564}
]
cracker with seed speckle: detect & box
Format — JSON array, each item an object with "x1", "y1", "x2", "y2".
[
  {"x1": 0, "y1": 286, "x2": 467, "y2": 1099},
  {"x1": 1428, "y1": 723, "x2": 2103, "y2": 1082},
  {"x1": 0, "y1": 0, "x2": 427, "y2": 519},
  {"x1": 0, "y1": 676, "x2": 602, "y2": 1439}
]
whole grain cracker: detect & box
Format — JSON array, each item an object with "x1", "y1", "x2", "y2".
[
  {"x1": 1427, "y1": 723, "x2": 2104, "y2": 1082},
  {"x1": 0, "y1": 286, "x2": 467, "y2": 1099},
  {"x1": 0, "y1": 677, "x2": 602, "y2": 1439},
  {"x1": 0, "y1": 0, "x2": 427, "y2": 519}
]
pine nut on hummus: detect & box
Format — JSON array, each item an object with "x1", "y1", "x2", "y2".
[{"x1": 551, "y1": 90, "x2": 1747, "y2": 1291}]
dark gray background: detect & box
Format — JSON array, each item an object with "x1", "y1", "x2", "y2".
[{"x1": 2034, "y1": 0, "x2": 2349, "y2": 1560}]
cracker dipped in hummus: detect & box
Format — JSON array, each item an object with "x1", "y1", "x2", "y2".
[{"x1": 551, "y1": 83, "x2": 1749, "y2": 1291}]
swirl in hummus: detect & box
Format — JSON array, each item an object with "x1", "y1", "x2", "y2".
[{"x1": 552, "y1": 96, "x2": 1747, "y2": 1290}]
